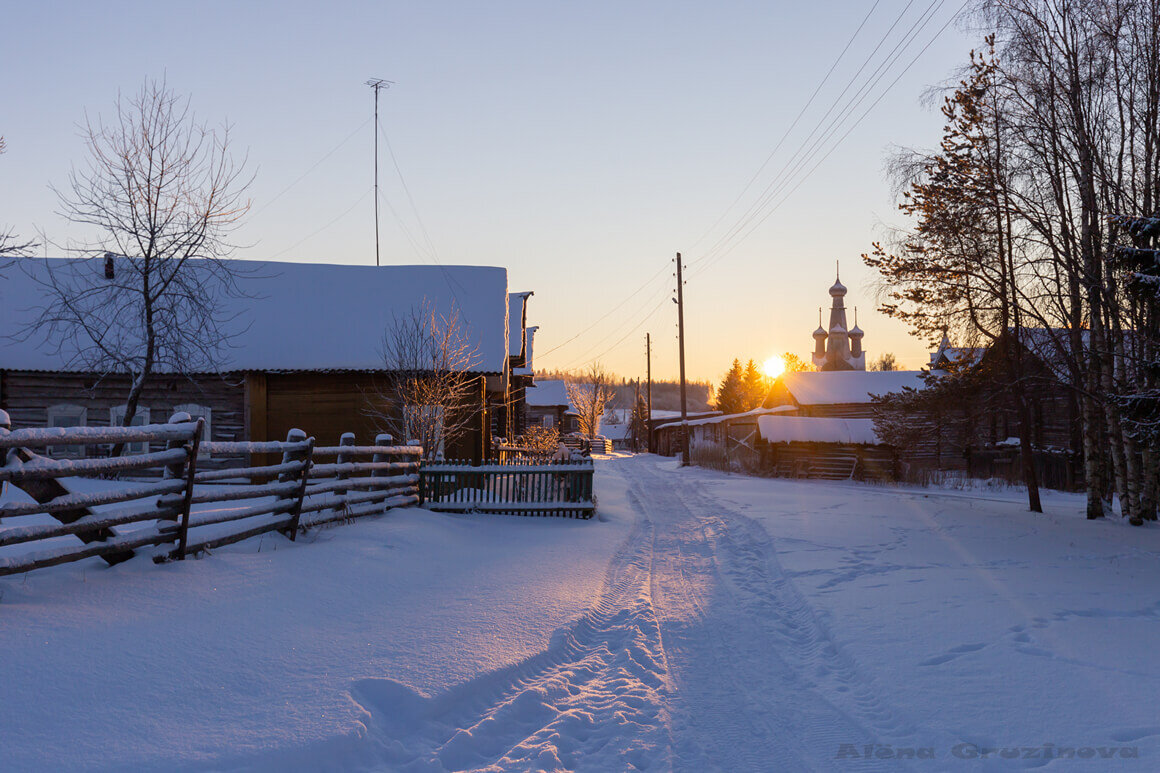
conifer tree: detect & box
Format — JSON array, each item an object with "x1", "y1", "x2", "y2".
[
  {"x1": 716, "y1": 360, "x2": 745, "y2": 415},
  {"x1": 742, "y1": 359, "x2": 768, "y2": 411}
]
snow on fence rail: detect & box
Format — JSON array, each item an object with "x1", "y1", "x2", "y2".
[
  {"x1": 0, "y1": 411, "x2": 420, "y2": 577},
  {"x1": 419, "y1": 458, "x2": 595, "y2": 518}
]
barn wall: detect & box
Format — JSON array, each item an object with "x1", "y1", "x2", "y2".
[{"x1": 258, "y1": 371, "x2": 489, "y2": 460}]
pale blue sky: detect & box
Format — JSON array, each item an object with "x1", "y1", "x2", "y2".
[{"x1": 1, "y1": 1, "x2": 980, "y2": 381}]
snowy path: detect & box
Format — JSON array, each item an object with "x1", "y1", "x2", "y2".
[
  {"x1": 625, "y1": 457, "x2": 912, "y2": 771},
  {"x1": 319, "y1": 455, "x2": 916, "y2": 771}
]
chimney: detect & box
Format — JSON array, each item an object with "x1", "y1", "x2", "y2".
[{"x1": 104, "y1": 252, "x2": 115, "y2": 280}]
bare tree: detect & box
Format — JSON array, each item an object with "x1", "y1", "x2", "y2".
[
  {"x1": 0, "y1": 136, "x2": 36, "y2": 260},
  {"x1": 368, "y1": 300, "x2": 481, "y2": 460},
  {"x1": 870, "y1": 353, "x2": 899, "y2": 372},
  {"x1": 567, "y1": 363, "x2": 615, "y2": 437},
  {"x1": 22, "y1": 81, "x2": 251, "y2": 455}
]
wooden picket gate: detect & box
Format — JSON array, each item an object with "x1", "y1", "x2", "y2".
[{"x1": 418, "y1": 458, "x2": 596, "y2": 518}]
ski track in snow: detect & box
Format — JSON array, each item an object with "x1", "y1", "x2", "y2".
[
  {"x1": 626, "y1": 457, "x2": 913, "y2": 772},
  {"x1": 332, "y1": 491, "x2": 675, "y2": 772},
  {"x1": 300, "y1": 455, "x2": 915, "y2": 772}
]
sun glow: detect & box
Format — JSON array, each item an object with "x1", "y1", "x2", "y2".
[{"x1": 762, "y1": 355, "x2": 786, "y2": 379}]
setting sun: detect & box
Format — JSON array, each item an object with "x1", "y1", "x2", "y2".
[{"x1": 762, "y1": 355, "x2": 786, "y2": 378}]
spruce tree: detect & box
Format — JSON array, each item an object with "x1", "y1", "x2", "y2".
[
  {"x1": 742, "y1": 359, "x2": 767, "y2": 411},
  {"x1": 716, "y1": 360, "x2": 745, "y2": 415}
]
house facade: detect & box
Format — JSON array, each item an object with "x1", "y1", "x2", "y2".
[
  {"x1": 524, "y1": 380, "x2": 577, "y2": 433},
  {"x1": 1, "y1": 258, "x2": 534, "y2": 463}
]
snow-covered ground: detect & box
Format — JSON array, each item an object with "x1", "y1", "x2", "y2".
[{"x1": 2, "y1": 455, "x2": 1158, "y2": 771}]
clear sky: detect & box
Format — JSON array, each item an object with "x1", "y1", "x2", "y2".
[{"x1": 1, "y1": 1, "x2": 981, "y2": 383}]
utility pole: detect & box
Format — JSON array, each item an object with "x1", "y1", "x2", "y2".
[
  {"x1": 633, "y1": 378, "x2": 642, "y2": 452},
  {"x1": 675, "y1": 252, "x2": 689, "y2": 466},
  {"x1": 646, "y1": 332, "x2": 653, "y2": 453},
  {"x1": 366, "y1": 78, "x2": 393, "y2": 266}
]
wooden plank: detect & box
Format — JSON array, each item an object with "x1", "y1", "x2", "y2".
[
  {"x1": 0, "y1": 447, "x2": 188, "y2": 483},
  {"x1": 0, "y1": 479, "x2": 185, "y2": 518},
  {"x1": 0, "y1": 529, "x2": 168, "y2": 577},
  {"x1": 0, "y1": 504, "x2": 180, "y2": 548},
  {"x1": 186, "y1": 500, "x2": 296, "y2": 529},
  {"x1": 3, "y1": 448, "x2": 138, "y2": 565},
  {"x1": 178, "y1": 516, "x2": 292, "y2": 559}
]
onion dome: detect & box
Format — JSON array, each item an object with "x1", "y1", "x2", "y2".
[{"x1": 850, "y1": 307, "x2": 864, "y2": 338}]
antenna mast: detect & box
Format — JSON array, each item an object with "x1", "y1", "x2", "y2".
[{"x1": 366, "y1": 78, "x2": 394, "y2": 266}]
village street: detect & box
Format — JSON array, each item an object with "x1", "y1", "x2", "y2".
[
  {"x1": 3, "y1": 455, "x2": 1159, "y2": 771},
  {"x1": 340, "y1": 456, "x2": 1160, "y2": 772}
]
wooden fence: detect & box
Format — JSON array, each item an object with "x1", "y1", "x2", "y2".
[
  {"x1": 419, "y1": 459, "x2": 595, "y2": 518},
  {"x1": 0, "y1": 411, "x2": 420, "y2": 577}
]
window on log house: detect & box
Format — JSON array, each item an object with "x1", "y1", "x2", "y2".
[
  {"x1": 46, "y1": 404, "x2": 87, "y2": 459},
  {"x1": 110, "y1": 405, "x2": 151, "y2": 454},
  {"x1": 173, "y1": 404, "x2": 213, "y2": 457}
]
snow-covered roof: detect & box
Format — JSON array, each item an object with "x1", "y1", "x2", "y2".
[
  {"x1": 650, "y1": 409, "x2": 721, "y2": 422},
  {"x1": 757, "y1": 416, "x2": 882, "y2": 445},
  {"x1": 1016, "y1": 327, "x2": 1090, "y2": 383},
  {"x1": 655, "y1": 406, "x2": 795, "y2": 431},
  {"x1": 508, "y1": 292, "x2": 532, "y2": 357},
  {"x1": 525, "y1": 380, "x2": 571, "y2": 408},
  {"x1": 780, "y1": 370, "x2": 927, "y2": 405},
  {"x1": 0, "y1": 258, "x2": 512, "y2": 374}
]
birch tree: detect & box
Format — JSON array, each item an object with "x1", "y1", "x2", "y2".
[{"x1": 567, "y1": 363, "x2": 615, "y2": 438}]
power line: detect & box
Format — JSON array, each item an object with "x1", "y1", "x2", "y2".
[
  {"x1": 534, "y1": 261, "x2": 671, "y2": 360},
  {"x1": 557, "y1": 2, "x2": 962, "y2": 373},
  {"x1": 687, "y1": 0, "x2": 885, "y2": 253},
  {"x1": 562, "y1": 292, "x2": 671, "y2": 372},
  {"x1": 372, "y1": 117, "x2": 473, "y2": 315},
  {"x1": 691, "y1": 0, "x2": 935, "y2": 269},
  {"x1": 249, "y1": 116, "x2": 372, "y2": 221},
  {"x1": 522, "y1": 7, "x2": 898, "y2": 371},
  {"x1": 379, "y1": 121, "x2": 440, "y2": 264},
  {"x1": 690, "y1": 0, "x2": 964, "y2": 278},
  {"x1": 689, "y1": 0, "x2": 952, "y2": 274},
  {"x1": 264, "y1": 187, "x2": 373, "y2": 259}
]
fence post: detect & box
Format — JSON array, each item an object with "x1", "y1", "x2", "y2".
[
  {"x1": 279, "y1": 429, "x2": 314, "y2": 541},
  {"x1": 162, "y1": 412, "x2": 202, "y2": 560},
  {"x1": 405, "y1": 439, "x2": 423, "y2": 504},
  {"x1": 368, "y1": 432, "x2": 390, "y2": 503},
  {"x1": 333, "y1": 432, "x2": 356, "y2": 518}
]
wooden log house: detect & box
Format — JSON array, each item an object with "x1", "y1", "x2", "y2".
[{"x1": 1, "y1": 258, "x2": 537, "y2": 465}]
